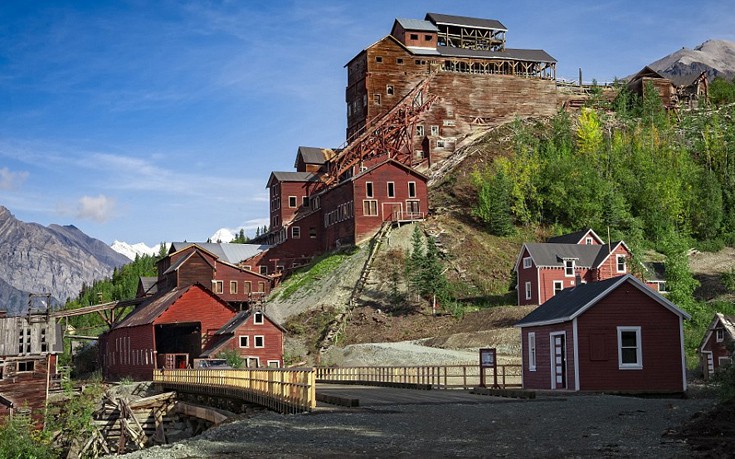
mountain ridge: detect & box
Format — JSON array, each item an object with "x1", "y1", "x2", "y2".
[{"x1": 648, "y1": 39, "x2": 735, "y2": 85}]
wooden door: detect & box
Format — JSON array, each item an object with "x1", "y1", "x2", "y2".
[
  {"x1": 382, "y1": 202, "x2": 402, "y2": 222},
  {"x1": 551, "y1": 333, "x2": 566, "y2": 389}
]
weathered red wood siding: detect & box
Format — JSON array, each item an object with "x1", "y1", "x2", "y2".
[
  {"x1": 257, "y1": 211, "x2": 325, "y2": 274},
  {"x1": 321, "y1": 180, "x2": 356, "y2": 249},
  {"x1": 155, "y1": 286, "x2": 234, "y2": 348},
  {"x1": 103, "y1": 325, "x2": 156, "y2": 381},
  {"x1": 220, "y1": 314, "x2": 284, "y2": 367},
  {"x1": 594, "y1": 245, "x2": 631, "y2": 282},
  {"x1": 700, "y1": 321, "x2": 733, "y2": 379},
  {"x1": 271, "y1": 180, "x2": 318, "y2": 230},
  {"x1": 576, "y1": 286, "x2": 685, "y2": 392},
  {"x1": 516, "y1": 247, "x2": 538, "y2": 306},
  {"x1": 520, "y1": 322, "x2": 576, "y2": 390},
  {"x1": 536, "y1": 267, "x2": 593, "y2": 306},
  {"x1": 0, "y1": 355, "x2": 54, "y2": 425}
]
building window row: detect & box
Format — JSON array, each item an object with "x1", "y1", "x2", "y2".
[
  {"x1": 210, "y1": 280, "x2": 267, "y2": 295},
  {"x1": 240, "y1": 335, "x2": 266, "y2": 348},
  {"x1": 325, "y1": 201, "x2": 354, "y2": 227}
]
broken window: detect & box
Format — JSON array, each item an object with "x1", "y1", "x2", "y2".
[
  {"x1": 416, "y1": 125, "x2": 425, "y2": 137},
  {"x1": 386, "y1": 85, "x2": 394, "y2": 95},
  {"x1": 374, "y1": 94, "x2": 381, "y2": 105}
]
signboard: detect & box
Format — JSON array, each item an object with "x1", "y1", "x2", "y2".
[{"x1": 479, "y1": 348, "x2": 499, "y2": 388}]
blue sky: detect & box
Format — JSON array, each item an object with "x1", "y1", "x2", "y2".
[{"x1": 1, "y1": 1, "x2": 733, "y2": 246}]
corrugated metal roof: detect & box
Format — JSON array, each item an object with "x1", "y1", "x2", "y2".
[
  {"x1": 426, "y1": 12, "x2": 506, "y2": 31},
  {"x1": 216, "y1": 310, "x2": 252, "y2": 335},
  {"x1": 297, "y1": 146, "x2": 330, "y2": 165},
  {"x1": 169, "y1": 242, "x2": 271, "y2": 265},
  {"x1": 114, "y1": 287, "x2": 190, "y2": 328},
  {"x1": 433, "y1": 46, "x2": 556, "y2": 63},
  {"x1": 516, "y1": 274, "x2": 690, "y2": 327},
  {"x1": 395, "y1": 18, "x2": 438, "y2": 32},
  {"x1": 139, "y1": 277, "x2": 159, "y2": 295},
  {"x1": 524, "y1": 243, "x2": 603, "y2": 268}
]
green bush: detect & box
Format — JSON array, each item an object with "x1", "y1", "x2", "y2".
[
  {"x1": 721, "y1": 268, "x2": 735, "y2": 292},
  {"x1": 0, "y1": 412, "x2": 55, "y2": 459}
]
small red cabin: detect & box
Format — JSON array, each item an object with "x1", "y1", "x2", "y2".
[
  {"x1": 516, "y1": 274, "x2": 690, "y2": 393},
  {"x1": 699, "y1": 313, "x2": 735, "y2": 380}
]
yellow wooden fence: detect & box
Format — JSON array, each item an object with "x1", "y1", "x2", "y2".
[
  {"x1": 153, "y1": 368, "x2": 316, "y2": 413},
  {"x1": 316, "y1": 365, "x2": 522, "y2": 389}
]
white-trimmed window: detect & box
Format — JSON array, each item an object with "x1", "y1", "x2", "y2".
[
  {"x1": 212, "y1": 280, "x2": 224, "y2": 294},
  {"x1": 243, "y1": 281, "x2": 252, "y2": 293},
  {"x1": 259, "y1": 266, "x2": 268, "y2": 275},
  {"x1": 291, "y1": 226, "x2": 301, "y2": 239},
  {"x1": 617, "y1": 326, "x2": 642, "y2": 369},
  {"x1": 374, "y1": 93, "x2": 381, "y2": 105},
  {"x1": 387, "y1": 182, "x2": 395, "y2": 198},
  {"x1": 267, "y1": 360, "x2": 280, "y2": 368},
  {"x1": 230, "y1": 280, "x2": 237, "y2": 294},
  {"x1": 408, "y1": 182, "x2": 417, "y2": 198},
  {"x1": 309, "y1": 227, "x2": 317, "y2": 239},
  {"x1": 430, "y1": 125, "x2": 439, "y2": 136},
  {"x1": 239, "y1": 336, "x2": 249, "y2": 348},
  {"x1": 288, "y1": 196, "x2": 297, "y2": 208},
  {"x1": 528, "y1": 332, "x2": 537, "y2": 371},
  {"x1": 616, "y1": 254, "x2": 627, "y2": 273},
  {"x1": 247, "y1": 357, "x2": 260, "y2": 368},
  {"x1": 365, "y1": 182, "x2": 374, "y2": 198},
  {"x1": 553, "y1": 281, "x2": 564, "y2": 296},
  {"x1": 416, "y1": 125, "x2": 425, "y2": 137},
  {"x1": 564, "y1": 260, "x2": 575, "y2": 277},
  {"x1": 254, "y1": 336, "x2": 264, "y2": 348},
  {"x1": 523, "y1": 257, "x2": 532, "y2": 269},
  {"x1": 525, "y1": 281, "x2": 532, "y2": 300},
  {"x1": 258, "y1": 281, "x2": 266, "y2": 292},
  {"x1": 719, "y1": 356, "x2": 731, "y2": 367},
  {"x1": 363, "y1": 200, "x2": 378, "y2": 216},
  {"x1": 254, "y1": 311, "x2": 264, "y2": 325},
  {"x1": 586, "y1": 237, "x2": 593, "y2": 245},
  {"x1": 716, "y1": 328, "x2": 724, "y2": 342},
  {"x1": 386, "y1": 84, "x2": 394, "y2": 95}
]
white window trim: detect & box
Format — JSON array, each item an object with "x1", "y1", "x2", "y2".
[
  {"x1": 212, "y1": 280, "x2": 224, "y2": 294},
  {"x1": 254, "y1": 335, "x2": 265, "y2": 348},
  {"x1": 525, "y1": 281, "x2": 532, "y2": 300},
  {"x1": 267, "y1": 360, "x2": 281, "y2": 368},
  {"x1": 616, "y1": 254, "x2": 627, "y2": 273},
  {"x1": 523, "y1": 257, "x2": 532, "y2": 269},
  {"x1": 408, "y1": 181, "x2": 417, "y2": 198},
  {"x1": 716, "y1": 328, "x2": 724, "y2": 342},
  {"x1": 254, "y1": 312, "x2": 264, "y2": 325},
  {"x1": 239, "y1": 335, "x2": 249, "y2": 348},
  {"x1": 387, "y1": 181, "x2": 395, "y2": 198},
  {"x1": 230, "y1": 280, "x2": 238, "y2": 294},
  {"x1": 564, "y1": 260, "x2": 575, "y2": 277},
  {"x1": 585, "y1": 237, "x2": 593, "y2": 245},
  {"x1": 617, "y1": 326, "x2": 643, "y2": 370},
  {"x1": 288, "y1": 196, "x2": 297, "y2": 208},
  {"x1": 528, "y1": 332, "x2": 537, "y2": 371},
  {"x1": 718, "y1": 356, "x2": 731, "y2": 366},
  {"x1": 553, "y1": 281, "x2": 564, "y2": 296},
  {"x1": 365, "y1": 182, "x2": 373, "y2": 198},
  {"x1": 291, "y1": 226, "x2": 301, "y2": 239}
]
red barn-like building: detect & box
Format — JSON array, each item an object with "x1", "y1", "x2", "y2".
[
  {"x1": 699, "y1": 313, "x2": 735, "y2": 380},
  {"x1": 515, "y1": 274, "x2": 690, "y2": 393},
  {"x1": 514, "y1": 229, "x2": 632, "y2": 306}
]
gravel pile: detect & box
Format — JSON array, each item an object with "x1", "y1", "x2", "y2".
[
  {"x1": 323, "y1": 340, "x2": 479, "y2": 367},
  {"x1": 119, "y1": 394, "x2": 714, "y2": 458}
]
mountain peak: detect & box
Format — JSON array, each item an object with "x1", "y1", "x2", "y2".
[{"x1": 648, "y1": 39, "x2": 735, "y2": 86}]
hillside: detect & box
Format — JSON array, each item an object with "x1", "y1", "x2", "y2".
[
  {"x1": 649, "y1": 39, "x2": 735, "y2": 85},
  {"x1": 0, "y1": 206, "x2": 130, "y2": 314}
]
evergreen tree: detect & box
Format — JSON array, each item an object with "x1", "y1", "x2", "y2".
[{"x1": 473, "y1": 169, "x2": 514, "y2": 236}]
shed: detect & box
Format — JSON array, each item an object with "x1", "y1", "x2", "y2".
[
  {"x1": 515, "y1": 274, "x2": 690, "y2": 393},
  {"x1": 699, "y1": 313, "x2": 735, "y2": 380}
]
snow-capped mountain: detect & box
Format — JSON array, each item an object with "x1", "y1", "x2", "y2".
[
  {"x1": 110, "y1": 240, "x2": 162, "y2": 260},
  {"x1": 210, "y1": 228, "x2": 236, "y2": 243}
]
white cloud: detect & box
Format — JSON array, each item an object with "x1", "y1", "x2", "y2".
[
  {"x1": 76, "y1": 194, "x2": 116, "y2": 223},
  {"x1": 0, "y1": 167, "x2": 29, "y2": 190}
]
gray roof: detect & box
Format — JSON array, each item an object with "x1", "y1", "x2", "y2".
[
  {"x1": 516, "y1": 274, "x2": 690, "y2": 327},
  {"x1": 523, "y1": 243, "x2": 607, "y2": 268},
  {"x1": 296, "y1": 146, "x2": 329, "y2": 166},
  {"x1": 169, "y1": 242, "x2": 271, "y2": 265},
  {"x1": 426, "y1": 12, "x2": 506, "y2": 31},
  {"x1": 138, "y1": 276, "x2": 159, "y2": 296},
  {"x1": 547, "y1": 229, "x2": 600, "y2": 244},
  {"x1": 268, "y1": 171, "x2": 320, "y2": 186},
  {"x1": 395, "y1": 18, "x2": 438, "y2": 32},
  {"x1": 432, "y1": 46, "x2": 556, "y2": 63}
]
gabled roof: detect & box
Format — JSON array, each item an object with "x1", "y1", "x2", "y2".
[
  {"x1": 515, "y1": 274, "x2": 690, "y2": 328},
  {"x1": 114, "y1": 284, "x2": 231, "y2": 329},
  {"x1": 514, "y1": 241, "x2": 629, "y2": 272},
  {"x1": 394, "y1": 18, "x2": 438, "y2": 32},
  {"x1": 547, "y1": 228, "x2": 604, "y2": 245},
  {"x1": 267, "y1": 171, "x2": 320, "y2": 188},
  {"x1": 353, "y1": 158, "x2": 430, "y2": 182},
  {"x1": 163, "y1": 249, "x2": 215, "y2": 275},
  {"x1": 169, "y1": 242, "x2": 271, "y2": 266},
  {"x1": 425, "y1": 12, "x2": 506, "y2": 32},
  {"x1": 199, "y1": 309, "x2": 287, "y2": 358},
  {"x1": 138, "y1": 277, "x2": 159, "y2": 296},
  {"x1": 294, "y1": 146, "x2": 334, "y2": 168},
  {"x1": 699, "y1": 313, "x2": 735, "y2": 351},
  {"x1": 628, "y1": 66, "x2": 671, "y2": 83}
]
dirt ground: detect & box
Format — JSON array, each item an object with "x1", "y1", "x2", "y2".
[
  {"x1": 689, "y1": 247, "x2": 735, "y2": 302},
  {"x1": 675, "y1": 399, "x2": 735, "y2": 456}
]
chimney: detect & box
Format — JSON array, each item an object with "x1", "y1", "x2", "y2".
[{"x1": 575, "y1": 274, "x2": 582, "y2": 286}]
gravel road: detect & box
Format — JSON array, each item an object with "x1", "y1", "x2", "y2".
[{"x1": 119, "y1": 392, "x2": 714, "y2": 458}]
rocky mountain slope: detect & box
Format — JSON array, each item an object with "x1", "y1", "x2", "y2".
[
  {"x1": 648, "y1": 39, "x2": 735, "y2": 85},
  {"x1": 0, "y1": 206, "x2": 130, "y2": 314}
]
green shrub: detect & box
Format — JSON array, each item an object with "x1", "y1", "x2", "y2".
[{"x1": 0, "y1": 414, "x2": 55, "y2": 459}]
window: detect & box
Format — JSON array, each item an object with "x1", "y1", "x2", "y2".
[
  {"x1": 257, "y1": 281, "x2": 266, "y2": 292},
  {"x1": 443, "y1": 119, "x2": 455, "y2": 127},
  {"x1": 415, "y1": 59, "x2": 427, "y2": 65},
  {"x1": 291, "y1": 226, "x2": 301, "y2": 239},
  {"x1": 244, "y1": 281, "x2": 251, "y2": 293},
  {"x1": 564, "y1": 260, "x2": 575, "y2": 277},
  {"x1": 254, "y1": 336, "x2": 264, "y2": 348},
  {"x1": 616, "y1": 255, "x2": 626, "y2": 273},
  {"x1": 408, "y1": 182, "x2": 417, "y2": 198},
  {"x1": 18, "y1": 361, "x2": 34, "y2": 372},
  {"x1": 553, "y1": 281, "x2": 564, "y2": 296},
  {"x1": 365, "y1": 182, "x2": 374, "y2": 198},
  {"x1": 247, "y1": 357, "x2": 260, "y2": 368},
  {"x1": 436, "y1": 140, "x2": 445, "y2": 148},
  {"x1": 617, "y1": 326, "x2": 642, "y2": 369},
  {"x1": 288, "y1": 196, "x2": 297, "y2": 208},
  {"x1": 212, "y1": 280, "x2": 224, "y2": 294},
  {"x1": 309, "y1": 227, "x2": 317, "y2": 239},
  {"x1": 363, "y1": 200, "x2": 378, "y2": 216},
  {"x1": 387, "y1": 182, "x2": 395, "y2": 198},
  {"x1": 374, "y1": 94, "x2": 381, "y2": 105},
  {"x1": 424, "y1": 34, "x2": 433, "y2": 41},
  {"x1": 409, "y1": 33, "x2": 419, "y2": 40},
  {"x1": 523, "y1": 257, "x2": 532, "y2": 269},
  {"x1": 658, "y1": 282, "x2": 668, "y2": 293},
  {"x1": 586, "y1": 237, "x2": 593, "y2": 245},
  {"x1": 716, "y1": 328, "x2": 725, "y2": 342},
  {"x1": 302, "y1": 196, "x2": 308, "y2": 207},
  {"x1": 254, "y1": 311, "x2": 264, "y2": 325},
  {"x1": 375, "y1": 56, "x2": 383, "y2": 63},
  {"x1": 396, "y1": 58, "x2": 403, "y2": 65},
  {"x1": 267, "y1": 360, "x2": 280, "y2": 368},
  {"x1": 239, "y1": 336, "x2": 249, "y2": 348},
  {"x1": 386, "y1": 85, "x2": 394, "y2": 95},
  {"x1": 525, "y1": 281, "x2": 532, "y2": 300},
  {"x1": 528, "y1": 333, "x2": 537, "y2": 371},
  {"x1": 416, "y1": 125, "x2": 425, "y2": 137},
  {"x1": 230, "y1": 280, "x2": 238, "y2": 294},
  {"x1": 406, "y1": 200, "x2": 420, "y2": 214},
  {"x1": 430, "y1": 125, "x2": 439, "y2": 136},
  {"x1": 259, "y1": 266, "x2": 268, "y2": 275}
]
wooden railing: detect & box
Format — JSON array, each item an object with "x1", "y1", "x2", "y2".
[
  {"x1": 391, "y1": 211, "x2": 426, "y2": 222},
  {"x1": 316, "y1": 365, "x2": 522, "y2": 390},
  {"x1": 153, "y1": 368, "x2": 316, "y2": 413}
]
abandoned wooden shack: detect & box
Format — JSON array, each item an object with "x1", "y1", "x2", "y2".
[
  {"x1": 626, "y1": 66, "x2": 678, "y2": 108},
  {"x1": 0, "y1": 310, "x2": 63, "y2": 423},
  {"x1": 699, "y1": 313, "x2": 735, "y2": 380}
]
